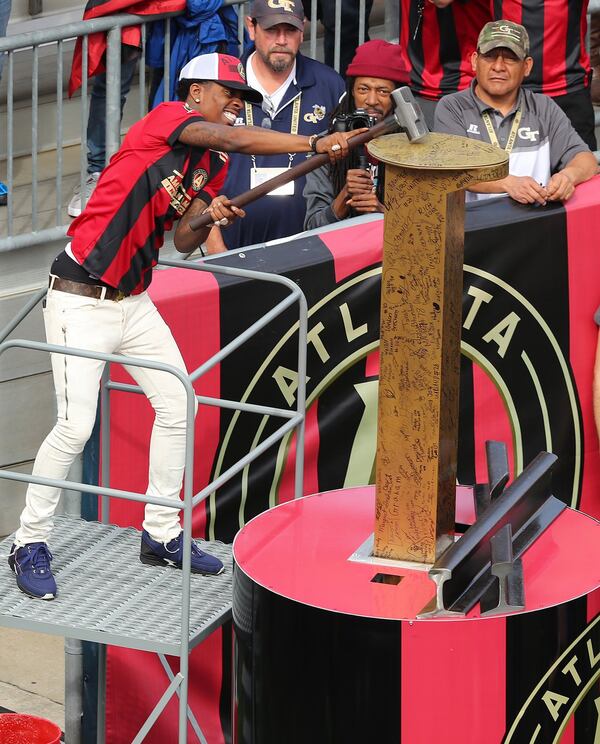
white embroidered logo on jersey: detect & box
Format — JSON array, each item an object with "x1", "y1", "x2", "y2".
[
  {"x1": 518, "y1": 127, "x2": 539, "y2": 142},
  {"x1": 467, "y1": 124, "x2": 480, "y2": 135}
]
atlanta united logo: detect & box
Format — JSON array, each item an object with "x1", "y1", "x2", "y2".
[
  {"x1": 503, "y1": 613, "x2": 600, "y2": 742},
  {"x1": 192, "y1": 168, "x2": 208, "y2": 192},
  {"x1": 461, "y1": 264, "x2": 582, "y2": 508},
  {"x1": 207, "y1": 259, "x2": 583, "y2": 539}
]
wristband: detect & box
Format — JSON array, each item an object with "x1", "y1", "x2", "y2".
[{"x1": 309, "y1": 134, "x2": 324, "y2": 153}]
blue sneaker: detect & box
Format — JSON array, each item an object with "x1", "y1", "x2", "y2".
[
  {"x1": 0, "y1": 181, "x2": 7, "y2": 206},
  {"x1": 8, "y1": 543, "x2": 57, "y2": 600},
  {"x1": 140, "y1": 530, "x2": 224, "y2": 576}
]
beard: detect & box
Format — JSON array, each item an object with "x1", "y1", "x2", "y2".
[
  {"x1": 366, "y1": 107, "x2": 385, "y2": 120},
  {"x1": 258, "y1": 46, "x2": 295, "y2": 74}
]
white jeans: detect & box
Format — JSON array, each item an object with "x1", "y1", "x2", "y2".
[{"x1": 15, "y1": 285, "x2": 197, "y2": 546}]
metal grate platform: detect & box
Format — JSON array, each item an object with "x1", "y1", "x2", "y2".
[{"x1": 0, "y1": 516, "x2": 233, "y2": 654}]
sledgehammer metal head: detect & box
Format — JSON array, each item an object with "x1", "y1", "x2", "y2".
[{"x1": 391, "y1": 86, "x2": 429, "y2": 142}]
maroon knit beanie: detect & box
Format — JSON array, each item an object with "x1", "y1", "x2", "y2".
[{"x1": 345, "y1": 39, "x2": 409, "y2": 85}]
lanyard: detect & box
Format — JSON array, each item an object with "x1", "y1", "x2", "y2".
[
  {"x1": 244, "y1": 94, "x2": 302, "y2": 133},
  {"x1": 481, "y1": 108, "x2": 522, "y2": 154},
  {"x1": 246, "y1": 96, "x2": 302, "y2": 170}
]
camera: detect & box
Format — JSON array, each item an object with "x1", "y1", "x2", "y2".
[{"x1": 332, "y1": 108, "x2": 377, "y2": 132}]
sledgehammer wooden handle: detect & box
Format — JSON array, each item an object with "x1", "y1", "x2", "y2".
[{"x1": 188, "y1": 118, "x2": 397, "y2": 231}]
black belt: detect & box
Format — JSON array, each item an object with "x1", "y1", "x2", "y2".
[{"x1": 49, "y1": 276, "x2": 128, "y2": 302}]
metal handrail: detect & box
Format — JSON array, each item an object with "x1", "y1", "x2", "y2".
[
  {"x1": 0, "y1": 255, "x2": 309, "y2": 744},
  {"x1": 0, "y1": 9, "x2": 183, "y2": 251},
  {"x1": 0, "y1": 0, "x2": 389, "y2": 252},
  {"x1": 0, "y1": 337, "x2": 197, "y2": 510},
  {"x1": 0, "y1": 11, "x2": 181, "y2": 51}
]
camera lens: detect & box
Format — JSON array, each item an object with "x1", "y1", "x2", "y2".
[
  {"x1": 350, "y1": 116, "x2": 369, "y2": 130},
  {"x1": 332, "y1": 114, "x2": 349, "y2": 132}
]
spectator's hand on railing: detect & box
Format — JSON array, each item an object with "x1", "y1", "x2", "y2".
[
  {"x1": 502, "y1": 175, "x2": 548, "y2": 205},
  {"x1": 545, "y1": 171, "x2": 576, "y2": 202}
]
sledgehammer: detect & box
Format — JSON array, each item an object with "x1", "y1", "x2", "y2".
[{"x1": 188, "y1": 86, "x2": 429, "y2": 231}]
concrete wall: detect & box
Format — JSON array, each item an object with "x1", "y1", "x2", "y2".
[
  {"x1": 0, "y1": 239, "x2": 65, "y2": 536},
  {"x1": 8, "y1": 0, "x2": 82, "y2": 30}
]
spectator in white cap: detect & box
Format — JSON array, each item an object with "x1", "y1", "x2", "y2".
[{"x1": 8, "y1": 52, "x2": 358, "y2": 601}]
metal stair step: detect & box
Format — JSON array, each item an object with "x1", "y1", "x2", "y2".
[{"x1": 0, "y1": 515, "x2": 233, "y2": 654}]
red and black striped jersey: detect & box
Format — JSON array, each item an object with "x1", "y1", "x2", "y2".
[
  {"x1": 68, "y1": 102, "x2": 228, "y2": 294},
  {"x1": 399, "y1": 0, "x2": 491, "y2": 101},
  {"x1": 492, "y1": 0, "x2": 591, "y2": 96}
]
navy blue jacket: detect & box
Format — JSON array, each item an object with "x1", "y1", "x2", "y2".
[
  {"x1": 222, "y1": 50, "x2": 345, "y2": 250},
  {"x1": 146, "y1": 0, "x2": 241, "y2": 106}
]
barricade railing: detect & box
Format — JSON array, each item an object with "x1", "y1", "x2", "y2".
[
  {"x1": 0, "y1": 10, "x2": 182, "y2": 251},
  {"x1": 0, "y1": 255, "x2": 309, "y2": 743},
  {"x1": 0, "y1": 0, "x2": 392, "y2": 254}
]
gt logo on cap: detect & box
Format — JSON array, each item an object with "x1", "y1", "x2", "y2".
[
  {"x1": 268, "y1": 0, "x2": 296, "y2": 12},
  {"x1": 496, "y1": 24, "x2": 519, "y2": 37}
]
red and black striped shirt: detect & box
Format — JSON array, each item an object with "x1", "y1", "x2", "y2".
[
  {"x1": 399, "y1": 0, "x2": 492, "y2": 101},
  {"x1": 68, "y1": 102, "x2": 228, "y2": 294},
  {"x1": 492, "y1": 0, "x2": 591, "y2": 96}
]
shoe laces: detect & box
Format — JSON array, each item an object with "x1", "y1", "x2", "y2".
[
  {"x1": 164, "y1": 534, "x2": 182, "y2": 556},
  {"x1": 190, "y1": 541, "x2": 207, "y2": 558},
  {"x1": 22, "y1": 543, "x2": 53, "y2": 575},
  {"x1": 164, "y1": 535, "x2": 206, "y2": 559}
]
